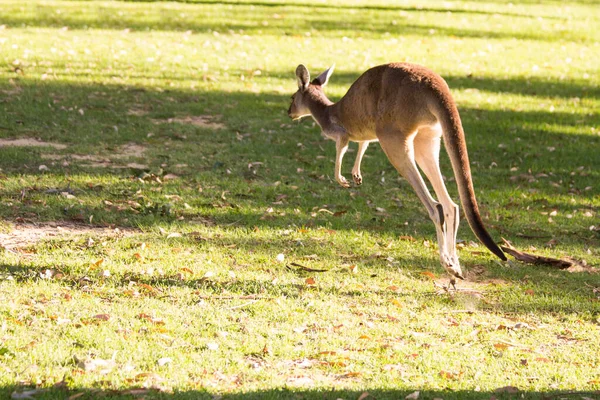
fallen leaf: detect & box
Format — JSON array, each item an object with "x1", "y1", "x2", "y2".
[
  {"x1": 439, "y1": 370, "x2": 459, "y2": 380},
  {"x1": 405, "y1": 391, "x2": 420, "y2": 400},
  {"x1": 535, "y1": 357, "x2": 551, "y2": 363},
  {"x1": 319, "y1": 351, "x2": 337, "y2": 356},
  {"x1": 524, "y1": 289, "x2": 535, "y2": 296},
  {"x1": 305, "y1": 277, "x2": 316, "y2": 285},
  {"x1": 76, "y1": 356, "x2": 116, "y2": 374},
  {"x1": 289, "y1": 262, "x2": 329, "y2": 272},
  {"x1": 324, "y1": 360, "x2": 347, "y2": 367},
  {"x1": 513, "y1": 322, "x2": 532, "y2": 330},
  {"x1": 358, "y1": 392, "x2": 370, "y2": 400},
  {"x1": 420, "y1": 271, "x2": 436, "y2": 279},
  {"x1": 340, "y1": 371, "x2": 361, "y2": 378},
  {"x1": 262, "y1": 344, "x2": 271, "y2": 355},
  {"x1": 157, "y1": 357, "x2": 172, "y2": 366},
  {"x1": 390, "y1": 299, "x2": 403, "y2": 307},
  {"x1": 93, "y1": 314, "x2": 111, "y2": 321},
  {"x1": 18, "y1": 341, "x2": 36, "y2": 350},
  {"x1": 134, "y1": 372, "x2": 164, "y2": 381},
  {"x1": 138, "y1": 313, "x2": 165, "y2": 325},
  {"x1": 138, "y1": 283, "x2": 158, "y2": 293},
  {"x1": 493, "y1": 343, "x2": 509, "y2": 350}
]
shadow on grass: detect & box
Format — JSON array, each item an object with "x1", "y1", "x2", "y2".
[
  {"x1": 1, "y1": 0, "x2": 592, "y2": 42},
  {"x1": 1, "y1": 75, "x2": 598, "y2": 222},
  {"x1": 2, "y1": 75, "x2": 597, "y2": 306},
  {"x1": 126, "y1": 0, "x2": 572, "y2": 21},
  {"x1": 4, "y1": 385, "x2": 599, "y2": 400},
  {"x1": 2, "y1": 233, "x2": 600, "y2": 316}
]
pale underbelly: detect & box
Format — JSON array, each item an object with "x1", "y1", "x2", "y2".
[{"x1": 348, "y1": 130, "x2": 378, "y2": 142}]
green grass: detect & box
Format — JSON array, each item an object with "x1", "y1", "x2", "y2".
[{"x1": 0, "y1": 0, "x2": 599, "y2": 399}]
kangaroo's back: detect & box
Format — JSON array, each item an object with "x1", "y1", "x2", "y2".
[{"x1": 334, "y1": 63, "x2": 448, "y2": 136}]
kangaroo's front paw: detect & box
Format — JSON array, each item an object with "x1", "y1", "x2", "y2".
[
  {"x1": 336, "y1": 175, "x2": 350, "y2": 188},
  {"x1": 352, "y1": 171, "x2": 363, "y2": 185}
]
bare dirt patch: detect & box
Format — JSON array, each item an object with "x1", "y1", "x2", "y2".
[
  {"x1": 40, "y1": 143, "x2": 148, "y2": 169},
  {"x1": 113, "y1": 143, "x2": 147, "y2": 158},
  {"x1": 0, "y1": 222, "x2": 139, "y2": 251},
  {"x1": 1, "y1": 85, "x2": 23, "y2": 96},
  {"x1": 127, "y1": 107, "x2": 150, "y2": 116},
  {"x1": 0, "y1": 138, "x2": 68, "y2": 149},
  {"x1": 151, "y1": 115, "x2": 225, "y2": 130}
]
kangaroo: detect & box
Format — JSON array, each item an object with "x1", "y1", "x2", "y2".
[{"x1": 287, "y1": 63, "x2": 507, "y2": 283}]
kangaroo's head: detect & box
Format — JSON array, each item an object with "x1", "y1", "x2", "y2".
[{"x1": 288, "y1": 64, "x2": 335, "y2": 120}]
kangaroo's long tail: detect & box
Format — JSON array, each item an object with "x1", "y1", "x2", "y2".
[{"x1": 428, "y1": 81, "x2": 507, "y2": 261}]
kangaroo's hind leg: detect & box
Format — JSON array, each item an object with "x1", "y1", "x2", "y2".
[
  {"x1": 377, "y1": 128, "x2": 461, "y2": 280},
  {"x1": 414, "y1": 125, "x2": 462, "y2": 278}
]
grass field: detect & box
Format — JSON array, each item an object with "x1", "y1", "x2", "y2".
[{"x1": 1, "y1": 0, "x2": 599, "y2": 399}]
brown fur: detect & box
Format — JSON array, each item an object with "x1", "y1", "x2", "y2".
[{"x1": 289, "y1": 63, "x2": 506, "y2": 279}]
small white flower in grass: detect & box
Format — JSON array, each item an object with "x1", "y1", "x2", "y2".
[
  {"x1": 206, "y1": 342, "x2": 219, "y2": 351},
  {"x1": 276, "y1": 253, "x2": 285, "y2": 263},
  {"x1": 203, "y1": 271, "x2": 214, "y2": 279},
  {"x1": 157, "y1": 357, "x2": 172, "y2": 367}
]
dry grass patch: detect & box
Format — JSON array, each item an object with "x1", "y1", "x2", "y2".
[
  {"x1": 0, "y1": 138, "x2": 67, "y2": 149},
  {"x1": 151, "y1": 115, "x2": 225, "y2": 130},
  {"x1": 0, "y1": 221, "x2": 139, "y2": 251},
  {"x1": 40, "y1": 143, "x2": 148, "y2": 169}
]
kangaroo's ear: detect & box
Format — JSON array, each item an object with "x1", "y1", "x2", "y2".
[
  {"x1": 313, "y1": 64, "x2": 335, "y2": 86},
  {"x1": 296, "y1": 65, "x2": 310, "y2": 91}
]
